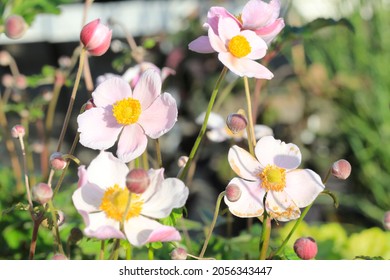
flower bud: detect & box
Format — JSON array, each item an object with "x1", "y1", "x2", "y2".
[
  {"x1": 5, "y1": 15, "x2": 28, "y2": 39},
  {"x1": 226, "y1": 113, "x2": 247, "y2": 134},
  {"x1": 0, "y1": 50, "x2": 12, "y2": 66},
  {"x1": 384, "y1": 211, "x2": 390, "y2": 231},
  {"x1": 84, "y1": 98, "x2": 96, "y2": 111},
  {"x1": 293, "y1": 237, "x2": 318, "y2": 260},
  {"x1": 15, "y1": 74, "x2": 27, "y2": 90},
  {"x1": 126, "y1": 168, "x2": 150, "y2": 194},
  {"x1": 57, "y1": 210, "x2": 66, "y2": 226},
  {"x1": 50, "y1": 152, "x2": 67, "y2": 170},
  {"x1": 225, "y1": 184, "x2": 241, "y2": 202},
  {"x1": 11, "y1": 124, "x2": 25, "y2": 138},
  {"x1": 177, "y1": 156, "x2": 188, "y2": 168},
  {"x1": 331, "y1": 159, "x2": 352, "y2": 180},
  {"x1": 52, "y1": 253, "x2": 68, "y2": 260},
  {"x1": 2, "y1": 74, "x2": 14, "y2": 88},
  {"x1": 80, "y1": 19, "x2": 112, "y2": 56},
  {"x1": 170, "y1": 247, "x2": 187, "y2": 260},
  {"x1": 32, "y1": 183, "x2": 53, "y2": 205}
]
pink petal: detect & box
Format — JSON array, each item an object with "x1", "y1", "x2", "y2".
[
  {"x1": 124, "y1": 216, "x2": 181, "y2": 246},
  {"x1": 224, "y1": 177, "x2": 265, "y2": 217},
  {"x1": 86, "y1": 151, "x2": 129, "y2": 189},
  {"x1": 77, "y1": 165, "x2": 88, "y2": 188},
  {"x1": 284, "y1": 169, "x2": 325, "y2": 208},
  {"x1": 240, "y1": 30, "x2": 268, "y2": 60},
  {"x1": 116, "y1": 124, "x2": 147, "y2": 163},
  {"x1": 80, "y1": 211, "x2": 125, "y2": 240},
  {"x1": 142, "y1": 177, "x2": 189, "y2": 219},
  {"x1": 265, "y1": 191, "x2": 301, "y2": 222},
  {"x1": 161, "y1": 67, "x2": 176, "y2": 82},
  {"x1": 92, "y1": 77, "x2": 132, "y2": 108},
  {"x1": 228, "y1": 145, "x2": 261, "y2": 181},
  {"x1": 188, "y1": 36, "x2": 215, "y2": 53},
  {"x1": 72, "y1": 182, "x2": 104, "y2": 213},
  {"x1": 218, "y1": 52, "x2": 274, "y2": 79},
  {"x1": 242, "y1": 0, "x2": 280, "y2": 29},
  {"x1": 77, "y1": 107, "x2": 122, "y2": 150},
  {"x1": 207, "y1": 6, "x2": 238, "y2": 34},
  {"x1": 132, "y1": 69, "x2": 162, "y2": 110},
  {"x1": 255, "y1": 18, "x2": 285, "y2": 44},
  {"x1": 255, "y1": 136, "x2": 301, "y2": 169},
  {"x1": 218, "y1": 17, "x2": 241, "y2": 43},
  {"x1": 137, "y1": 92, "x2": 178, "y2": 139}
]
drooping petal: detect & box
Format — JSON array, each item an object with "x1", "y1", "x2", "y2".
[
  {"x1": 265, "y1": 191, "x2": 301, "y2": 222},
  {"x1": 284, "y1": 169, "x2": 325, "y2": 208},
  {"x1": 255, "y1": 18, "x2": 285, "y2": 44},
  {"x1": 255, "y1": 136, "x2": 301, "y2": 169},
  {"x1": 77, "y1": 107, "x2": 122, "y2": 150},
  {"x1": 72, "y1": 182, "x2": 104, "y2": 212},
  {"x1": 240, "y1": 30, "x2": 268, "y2": 60},
  {"x1": 86, "y1": 151, "x2": 129, "y2": 189},
  {"x1": 218, "y1": 17, "x2": 241, "y2": 43},
  {"x1": 124, "y1": 216, "x2": 181, "y2": 246},
  {"x1": 188, "y1": 36, "x2": 215, "y2": 53},
  {"x1": 137, "y1": 92, "x2": 178, "y2": 139},
  {"x1": 132, "y1": 69, "x2": 162, "y2": 110},
  {"x1": 80, "y1": 210, "x2": 125, "y2": 239},
  {"x1": 92, "y1": 77, "x2": 132, "y2": 108},
  {"x1": 228, "y1": 145, "x2": 261, "y2": 181},
  {"x1": 141, "y1": 178, "x2": 189, "y2": 219},
  {"x1": 224, "y1": 177, "x2": 265, "y2": 217},
  {"x1": 116, "y1": 124, "x2": 148, "y2": 163},
  {"x1": 218, "y1": 53, "x2": 274, "y2": 79}
]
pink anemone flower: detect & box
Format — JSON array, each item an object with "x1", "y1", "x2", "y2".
[
  {"x1": 225, "y1": 136, "x2": 325, "y2": 221},
  {"x1": 77, "y1": 69, "x2": 178, "y2": 163}
]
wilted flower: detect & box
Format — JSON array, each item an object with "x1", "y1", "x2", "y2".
[
  {"x1": 224, "y1": 136, "x2": 325, "y2": 221},
  {"x1": 77, "y1": 70, "x2": 178, "y2": 163},
  {"x1": 72, "y1": 151, "x2": 189, "y2": 246}
]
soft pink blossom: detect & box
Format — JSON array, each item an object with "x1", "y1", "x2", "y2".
[
  {"x1": 122, "y1": 62, "x2": 175, "y2": 88},
  {"x1": 72, "y1": 151, "x2": 189, "y2": 246},
  {"x1": 77, "y1": 69, "x2": 178, "y2": 163},
  {"x1": 225, "y1": 136, "x2": 325, "y2": 221}
]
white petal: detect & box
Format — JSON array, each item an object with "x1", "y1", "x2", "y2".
[
  {"x1": 228, "y1": 145, "x2": 261, "y2": 181},
  {"x1": 265, "y1": 191, "x2": 301, "y2": 222},
  {"x1": 284, "y1": 169, "x2": 325, "y2": 208},
  {"x1": 80, "y1": 211, "x2": 124, "y2": 240},
  {"x1": 142, "y1": 178, "x2": 189, "y2": 218},
  {"x1": 86, "y1": 151, "x2": 129, "y2": 189},
  {"x1": 224, "y1": 177, "x2": 265, "y2": 217},
  {"x1": 255, "y1": 136, "x2": 302, "y2": 169},
  {"x1": 195, "y1": 111, "x2": 225, "y2": 129},
  {"x1": 72, "y1": 182, "x2": 104, "y2": 212},
  {"x1": 92, "y1": 77, "x2": 132, "y2": 108},
  {"x1": 124, "y1": 216, "x2": 181, "y2": 246}
]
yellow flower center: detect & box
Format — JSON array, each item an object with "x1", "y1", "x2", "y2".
[
  {"x1": 112, "y1": 98, "x2": 141, "y2": 125},
  {"x1": 228, "y1": 35, "x2": 251, "y2": 58},
  {"x1": 259, "y1": 165, "x2": 286, "y2": 192},
  {"x1": 99, "y1": 184, "x2": 143, "y2": 221}
]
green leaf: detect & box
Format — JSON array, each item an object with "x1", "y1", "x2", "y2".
[
  {"x1": 159, "y1": 207, "x2": 184, "y2": 227},
  {"x1": 1, "y1": 202, "x2": 30, "y2": 216}
]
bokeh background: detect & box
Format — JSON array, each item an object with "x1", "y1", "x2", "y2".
[{"x1": 0, "y1": 0, "x2": 389, "y2": 259}]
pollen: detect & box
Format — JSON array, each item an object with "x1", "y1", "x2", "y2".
[
  {"x1": 99, "y1": 184, "x2": 143, "y2": 221},
  {"x1": 228, "y1": 35, "x2": 251, "y2": 58},
  {"x1": 259, "y1": 165, "x2": 286, "y2": 192},
  {"x1": 112, "y1": 97, "x2": 141, "y2": 125}
]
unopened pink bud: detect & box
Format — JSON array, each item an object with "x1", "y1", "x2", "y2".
[
  {"x1": 50, "y1": 152, "x2": 67, "y2": 170},
  {"x1": 294, "y1": 237, "x2": 318, "y2": 260},
  {"x1": 332, "y1": 159, "x2": 352, "y2": 180},
  {"x1": 0, "y1": 50, "x2": 12, "y2": 66},
  {"x1": 11, "y1": 124, "x2": 25, "y2": 138},
  {"x1": 5, "y1": 15, "x2": 28, "y2": 39},
  {"x1": 177, "y1": 156, "x2": 188, "y2": 168},
  {"x1": 15, "y1": 74, "x2": 27, "y2": 90},
  {"x1": 170, "y1": 247, "x2": 187, "y2": 260},
  {"x1": 225, "y1": 184, "x2": 241, "y2": 202},
  {"x1": 52, "y1": 253, "x2": 68, "y2": 260},
  {"x1": 384, "y1": 211, "x2": 390, "y2": 231},
  {"x1": 226, "y1": 113, "x2": 247, "y2": 134},
  {"x1": 2, "y1": 74, "x2": 14, "y2": 88},
  {"x1": 32, "y1": 183, "x2": 53, "y2": 205},
  {"x1": 80, "y1": 19, "x2": 112, "y2": 56},
  {"x1": 126, "y1": 168, "x2": 150, "y2": 194},
  {"x1": 84, "y1": 98, "x2": 96, "y2": 110}
]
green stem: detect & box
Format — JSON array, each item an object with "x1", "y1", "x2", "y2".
[
  {"x1": 148, "y1": 247, "x2": 154, "y2": 260},
  {"x1": 259, "y1": 214, "x2": 271, "y2": 260},
  {"x1": 126, "y1": 243, "x2": 132, "y2": 260},
  {"x1": 47, "y1": 199, "x2": 65, "y2": 255},
  {"x1": 243, "y1": 76, "x2": 256, "y2": 155},
  {"x1": 109, "y1": 239, "x2": 121, "y2": 260},
  {"x1": 99, "y1": 240, "x2": 105, "y2": 260},
  {"x1": 199, "y1": 191, "x2": 226, "y2": 258},
  {"x1": 56, "y1": 48, "x2": 86, "y2": 152},
  {"x1": 179, "y1": 67, "x2": 228, "y2": 181}
]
